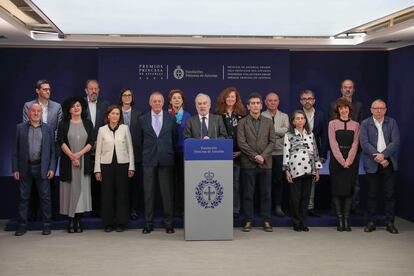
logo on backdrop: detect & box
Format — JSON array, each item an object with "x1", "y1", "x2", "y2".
[
  {"x1": 195, "y1": 171, "x2": 223, "y2": 209},
  {"x1": 173, "y1": 65, "x2": 185, "y2": 80}
]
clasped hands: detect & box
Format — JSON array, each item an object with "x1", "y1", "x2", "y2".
[{"x1": 373, "y1": 153, "x2": 389, "y2": 168}]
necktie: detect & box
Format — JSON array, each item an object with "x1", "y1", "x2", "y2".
[
  {"x1": 201, "y1": 116, "x2": 208, "y2": 138},
  {"x1": 154, "y1": 114, "x2": 161, "y2": 137}
]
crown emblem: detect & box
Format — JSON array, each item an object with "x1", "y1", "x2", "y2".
[{"x1": 204, "y1": 171, "x2": 214, "y2": 180}]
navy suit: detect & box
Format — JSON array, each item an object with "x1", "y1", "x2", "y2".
[
  {"x1": 140, "y1": 111, "x2": 178, "y2": 227},
  {"x1": 12, "y1": 122, "x2": 56, "y2": 227}
]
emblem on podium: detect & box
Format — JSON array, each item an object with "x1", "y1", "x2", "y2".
[{"x1": 195, "y1": 171, "x2": 223, "y2": 209}]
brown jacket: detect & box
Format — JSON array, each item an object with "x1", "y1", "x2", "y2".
[{"x1": 237, "y1": 114, "x2": 276, "y2": 169}]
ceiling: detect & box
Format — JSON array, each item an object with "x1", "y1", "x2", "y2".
[{"x1": 1, "y1": 0, "x2": 414, "y2": 50}]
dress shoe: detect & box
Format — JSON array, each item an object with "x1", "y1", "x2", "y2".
[
  {"x1": 166, "y1": 227, "x2": 175, "y2": 234},
  {"x1": 336, "y1": 215, "x2": 344, "y2": 232},
  {"x1": 116, "y1": 224, "x2": 126, "y2": 232},
  {"x1": 130, "y1": 210, "x2": 139, "y2": 220},
  {"x1": 364, "y1": 221, "x2": 376, "y2": 232},
  {"x1": 75, "y1": 217, "x2": 83, "y2": 233},
  {"x1": 262, "y1": 221, "x2": 273, "y2": 232},
  {"x1": 142, "y1": 225, "x2": 154, "y2": 234},
  {"x1": 293, "y1": 225, "x2": 302, "y2": 232},
  {"x1": 242, "y1": 221, "x2": 252, "y2": 232},
  {"x1": 104, "y1": 225, "x2": 114, "y2": 232},
  {"x1": 386, "y1": 223, "x2": 399, "y2": 234},
  {"x1": 301, "y1": 226, "x2": 309, "y2": 232},
  {"x1": 274, "y1": 206, "x2": 285, "y2": 217},
  {"x1": 15, "y1": 226, "x2": 27, "y2": 236},
  {"x1": 308, "y1": 209, "x2": 320, "y2": 217},
  {"x1": 68, "y1": 218, "x2": 75, "y2": 233},
  {"x1": 42, "y1": 225, "x2": 51, "y2": 235}
]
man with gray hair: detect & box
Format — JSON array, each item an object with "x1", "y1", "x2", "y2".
[{"x1": 183, "y1": 93, "x2": 227, "y2": 139}]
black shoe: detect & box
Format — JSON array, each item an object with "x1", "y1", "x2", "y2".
[
  {"x1": 301, "y1": 226, "x2": 309, "y2": 232},
  {"x1": 364, "y1": 221, "x2": 376, "y2": 232},
  {"x1": 343, "y1": 217, "x2": 352, "y2": 232},
  {"x1": 142, "y1": 225, "x2": 154, "y2": 234},
  {"x1": 68, "y1": 218, "x2": 75, "y2": 233},
  {"x1": 42, "y1": 225, "x2": 51, "y2": 235},
  {"x1": 130, "y1": 210, "x2": 139, "y2": 220},
  {"x1": 116, "y1": 224, "x2": 126, "y2": 232},
  {"x1": 263, "y1": 221, "x2": 273, "y2": 232},
  {"x1": 386, "y1": 223, "x2": 399, "y2": 234},
  {"x1": 274, "y1": 206, "x2": 285, "y2": 217},
  {"x1": 166, "y1": 227, "x2": 175, "y2": 234},
  {"x1": 104, "y1": 225, "x2": 114, "y2": 232},
  {"x1": 15, "y1": 226, "x2": 27, "y2": 236},
  {"x1": 337, "y1": 215, "x2": 344, "y2": 232},
  {"x1": 308, "y1": 209, "x2": 320, "y2": 217},
  {"x1": 242, "y1": 221, "x2": 252, "y2": 232},
  {"x1": 293, "y1": 225, "x2": 302, "y2": 232},
  {"x1": 75, "y1": 217, "x2": 83, "y2": 233}
]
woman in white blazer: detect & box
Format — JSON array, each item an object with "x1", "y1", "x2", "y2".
[{"x1": 94, "y1": 105, "x2": 135, "y2": 232}]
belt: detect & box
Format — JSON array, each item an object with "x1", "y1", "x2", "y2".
[{"x1": 28, "y1": 160, "x2": 41, "y2": 165}]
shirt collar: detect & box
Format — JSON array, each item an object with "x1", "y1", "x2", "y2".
[
  {"x1": 294, "y1": 128, "x2": 308, "y2": 135},
  {"x1": 29, "y1": 120, "x2": 42, "y2": 128},
  {"x1": 373, "y1": 116, "x2": 384, "y2": 125},
  {"x1": 151, "y1": 110, "x2": 163, "y2": 117},
  {"x1": 199, "y1": 113, "x2": 210, "y2": 120}
]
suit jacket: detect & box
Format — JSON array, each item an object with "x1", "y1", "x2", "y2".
[
  {"x1": 12, "y1": 122, "x2": 56, "y2": 179},
  {"x1": 359, "y1": 116, "x2": 400, "y2": 173},
  {"x1": 140, "y1": 111, "x2": 178, "y2": 167},
  {"x1": 128, "y1": 108, "x2": 143, "y2": 163},
  {"x1": 23, "y1": 99, "x2": 63, "y2": 136},
  {"x1": 57, "y1": 119, "x2": 95, "y2": 182},
  {"x1": 309, "y1": 109, "x2": 328, "y2": 159},
  {"x1": 237, "y1": 115, "x2": 276, "y2": 169},
  {"x1": 84, "y1": 97, "x2": 110, "y2": 138},
  {"x1": 94, "y1": 124, "x2": 135, "y2": 172},
  {"x1": 183, "y1": 113, "x2": 227, "y2": 139}
]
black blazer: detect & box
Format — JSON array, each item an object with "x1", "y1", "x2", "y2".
[
  {"x1": 85, "y1": 98, "x2": 110, "y2": 139},
  {"x1": 129, "y1": 108, "x2": 143, "y2": 163},
  {"x1": 57, "y1": 119, "x2": 94, "y2": 182},
  {"x1": 311, "y1": 109, "x2": 328, "y2": 160},
  {"x1": 140, "y1": 111, "x2": 178, "y2": 167},
  {"x1": 183, "y1": 113, "x2": 228, "y2": 139}
]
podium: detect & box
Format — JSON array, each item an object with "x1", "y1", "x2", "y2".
[{"x1": 184, "y1": 139, "x2": 233, "y2": 240}]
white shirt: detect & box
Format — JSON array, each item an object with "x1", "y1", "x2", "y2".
[
  {"x1": 198, "y1": 113, "x2": 209, "y2": 130},
  {"x1": 373, "y1": 117, "x2": 386, "y2": 152},
  {"x1": 39, "y1": 101, "x2": 48, "y2": 123},
  {"x1": 304, "y1": 108, "x2": 315, "y2": 132},
  {"x1": 87, "y1": 98, "x2": 97, "y2": 127}
]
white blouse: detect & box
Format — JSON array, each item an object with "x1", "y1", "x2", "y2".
[{"x1": 283, "y1": 129, "x2": 322, "y2": 179}]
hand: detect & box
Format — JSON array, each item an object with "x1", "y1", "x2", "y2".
[
  {"x1": 314, "y1": 170, "x2": 320, "y2": 182},
  {"x1": 13, "y1": 171, "x2": 20, "y2": 181},
  {"x1": 233, "y1": 151, "x2": 241, "y2": 158},
  {"x1": 380, "y1": 159, "x2": 389, "y2": 168},
  {"x1": 373, "y1": 153, "x2": 385, "y2": 163},
  {"x1": 47, "y1": 170, "x2": 55, "y2": 180},
  {"x1": 128, "y1": 170, "x2": 135, "y2": 178},
  {"x1": 72, "y1": 151, "x2": 82, "y2": 160},
  {"x1": 285, "y1": 171, "x2": 293, "y2": 184},
  {"x1": 72, "y1": 159, "x2": 80, "y2": 167},
  {"x1": 255, "y1": 155, "x2": 264, "y2": 164},
  {"x1": 95, "y1": 172, "x2": 102, "y2": 182}
]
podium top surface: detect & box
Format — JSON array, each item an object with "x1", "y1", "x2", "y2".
[{"x1": 184, "y1": 139, "x2": 233, "y2": 160}]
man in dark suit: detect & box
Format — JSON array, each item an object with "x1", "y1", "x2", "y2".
[
  {"x1": 140, "y1": 91, "x2": 178, "y2": 234},
  {"x1": 13, "y1": 103, "x2": 56, "y2": 236},
  {"x1": 300, "y1": 90, "x2": 328, "y2": 217},
  {"x1": 22, "y1": 79, "x2": 62, "y2": 219},
  {"x1": 183, "y1": 93, "x2": 227, "y2": 139},
  {"x1": 237, "y1": 93, "x2": 276, "y2": 232},
  {"x1": 330, "y1": 79, "x2": 363, "y2": 214},
  {"x1": 84, "y1": 79, "x2": 109, "y2": 216},
  {"x1": 360, "y1": 99, "x2": 400, "y2": 234}
]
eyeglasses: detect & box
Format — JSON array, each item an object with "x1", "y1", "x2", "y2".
[
  {"x1": 300, "y1": 97, "x2": 314, "y2": 101},
  {"x1": 122, "y1": 94, "x2": 132, "y2": 97},
  {"x1": 371, "y1": 107, "x2": 386, "y2": 111}
]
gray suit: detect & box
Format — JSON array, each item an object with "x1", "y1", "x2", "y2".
[{"x1": 183, "y1": 113, "x2": 227, "y2": 139}]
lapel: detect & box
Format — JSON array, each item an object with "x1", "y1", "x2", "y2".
[
  {"x1": 158, "y1": 111, "x2": 168, "y2": 137},
  {"x1": 246, "y1": 115, "x2": 258, "y2": 138},
  {"x1": 193, "y1": 115, "x2": 202, "y2": 138},
  {"x1": 22, "y1": 123, "x2": 30, "y2": 152},
  {"x1": 207, "y1": 113, "x2": 215, "y2": 137},
  {"x1": 145, "y1": 112, "x2": 157, "y2": 138}
]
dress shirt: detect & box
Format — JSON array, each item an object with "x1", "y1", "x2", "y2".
[
  {"x1": 87, "y1": 98, "x2": 97, "y2": 127},
  {"x1": 39, "y1": 101, "x2": 48, "y2": 124},
  {"x1": 373, "y1": 117, "x2": 386, "y2": 153},
  {"x1": 151, "y1": 110, "x2": 163, "y2": 137},
  {"x1": 198, "y1": 113, "x2": 209, "y2": 130},
  {"x1": 28, "y1": 123, "x2": 42, "y2": 162},
  {"x1": 122, "y1": 108, "x2": 131, "y2": 128},
  {"x1": 304, "y1": 108, "x2": 315, "y2": 132}
]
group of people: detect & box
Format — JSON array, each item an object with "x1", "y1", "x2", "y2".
[{"x1": 12, "y1": 78, "x2": 400, "y2": 236}]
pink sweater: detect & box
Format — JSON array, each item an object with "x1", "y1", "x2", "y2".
[{"x1": 328, "y1": 119, "x2": 360, "y2": 167}]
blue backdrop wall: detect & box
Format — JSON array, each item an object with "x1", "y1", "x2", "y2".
[{"x1": 0, "y1": 47, "x2": 411, "y2": 221}]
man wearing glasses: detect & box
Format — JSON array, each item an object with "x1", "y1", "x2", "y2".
[
  {"x1": 360, "y1": 99, "x2": 400, "y2": 234},
  {"x1": 300, "y1": 90, "x2": 328, "y2": 217}
]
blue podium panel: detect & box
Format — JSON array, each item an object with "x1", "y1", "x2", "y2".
[{"x1": 184, "y1": 139, "x2": 233, "y2": 241}]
